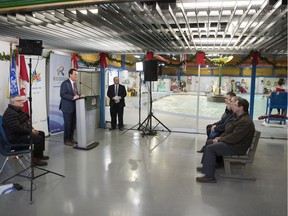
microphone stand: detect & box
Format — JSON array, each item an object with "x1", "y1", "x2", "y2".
[{"x1": 79, "y1": 81, "x2": 96, "y2": 95}]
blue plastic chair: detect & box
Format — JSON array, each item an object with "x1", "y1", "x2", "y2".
[
  {"x1": 0, "y1": 115, "x2": 31, "y2": 174},
  {"x1": 266, "y1": 92, "x2": 288, "y2": 125}
]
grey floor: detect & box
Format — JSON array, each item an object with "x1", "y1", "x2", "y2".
[{"x1": 0, "y1": 126, "x2": 287, "y2": 216}]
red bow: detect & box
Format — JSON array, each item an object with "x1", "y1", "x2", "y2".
[
  {"x1": 251, "y1": 51, "x2": 260, "y2": 65},
  {"x1": 71, "y1": 54, "x2": 79, "y2": 69},
  {"x1": 100, "y1": 52, "x2": 108, "y2": 68},
  {"x1": 145, "y1": 51, "x2": 154, "y2": 60},
  {"x1": 196, "y1": 52, "x2": 205, "y2": 65}
]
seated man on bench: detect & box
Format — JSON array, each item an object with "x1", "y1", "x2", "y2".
[
  {"x1": 196, "y1": 97, "x2": 255, "y2": 183},
  {"x1": 197, "y1": 93, "x2": 237, "y2": 153}
]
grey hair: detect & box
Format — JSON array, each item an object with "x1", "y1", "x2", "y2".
[{"x1": 10, "y1": 95, "x2": 26, "y2": 104}]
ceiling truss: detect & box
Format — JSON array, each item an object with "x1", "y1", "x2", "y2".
[{"x1": 0, "y1": 0, "x2": 286, "y2": 55}]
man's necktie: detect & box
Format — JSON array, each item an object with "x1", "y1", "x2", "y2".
[
  {"x1": 73, "y1": 82, "x2": 77, "y2": 95},
  {"x1": 115, "y1": 85, "x2": 118, "y2": 96}
]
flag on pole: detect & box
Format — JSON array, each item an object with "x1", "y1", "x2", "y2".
[
  {"x1": 19, "y1": 55, "x2": 29, "y2": 114},
  {"x1": 9, "y1": 56, "x2": 19, "y2": 97},
  {"x1": 6, "y1": 76, "x2": 10, "y2": 99}
]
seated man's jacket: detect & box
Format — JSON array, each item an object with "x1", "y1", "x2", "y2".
[
  {"x1": 219, "y1": 113, "x2": 255, "y2": 155},
  {"x1": 2, "y1": 104, "x2": 30, "y2": 142}
]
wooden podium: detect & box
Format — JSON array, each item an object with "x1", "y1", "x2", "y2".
[{"x1": 74, "y1": 95, "x2": 99, "y2": 150}]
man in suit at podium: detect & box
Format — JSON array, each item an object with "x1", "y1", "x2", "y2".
[
  {"x1": 59, "y1": 68, "x2": 80, "y2": 146},
  {"x1": 107, "y1": 76, "x2": 127, "y2": 130}
]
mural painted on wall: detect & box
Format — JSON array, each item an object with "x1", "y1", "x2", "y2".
[
  {"x1": 157, "y1": 78, "x2": 165, "y2": 92},
  {"x1": 170, "y1": 79, "x2": 178, "y2": 91},
  {"x1": 127, "y1": 72, "x2": 138, "y2": 96}
]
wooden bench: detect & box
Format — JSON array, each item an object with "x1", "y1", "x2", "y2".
[{"x1": 221, "y1": 130, "x2": 261, "y2": 180}]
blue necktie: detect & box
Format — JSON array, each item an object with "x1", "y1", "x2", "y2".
[{"x1": 115, "y1": 85, "x2": 118, "y2": 96}]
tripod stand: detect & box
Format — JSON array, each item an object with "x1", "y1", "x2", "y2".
[
  {"x1": 2, "y1": 57, "x2": 65, "y2": 203},
  {"x1": 123, "y1": 71, "x2": 143, "y2": 133},
  {"x1": 139, "y1": 80, "x2": 170, "y2": 136}
]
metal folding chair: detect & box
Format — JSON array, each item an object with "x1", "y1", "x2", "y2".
[{"x1": 0, "y1": 115, "x2": 31, "y2": 174}]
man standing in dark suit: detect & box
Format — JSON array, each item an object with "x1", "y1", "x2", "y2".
[
  {"x1": 59, "y1": 68, "x2": 80, "y2": 146},
  {"x1": 107, "y1": 76, "x2": 127, "y2": 130}
]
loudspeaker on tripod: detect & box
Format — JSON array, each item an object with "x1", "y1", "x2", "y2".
[
  {"x1": 18, "y1": 39, "x2": 43, "y2": 56},
  {"x1": 143, "y1": 60, "x2": 159, "y2": 81}
]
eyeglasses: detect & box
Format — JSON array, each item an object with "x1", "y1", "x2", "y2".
[{"x1": 15, "y1": 100, "x2": 25, "y2": 103}]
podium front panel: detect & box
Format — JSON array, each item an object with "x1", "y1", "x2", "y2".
[{"x1": 76, "y1": 96, "x2": 98, "y2": 149}]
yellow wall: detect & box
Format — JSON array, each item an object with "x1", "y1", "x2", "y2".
[
  {"x1": 80, "y1": 54, "x2": 99, "y2": 62},
  {"x1": 275, "y1": 68, "x2": 288, "y2": 77},
  {"x1": 255, "y1": 68, "x2": 273, "y2": 76},
  {"x1": 212, "y1": 67, "x2": 240, "y2": 76},
  {"x1": 162, "y1": 67, "x2": 178, "y2": 75},
  {"x1": 243, "y1": 67, "x2": 274, "y2": 76},
  {"x1": 223, "y1": 68, "x2": 240, "y2": 75}
]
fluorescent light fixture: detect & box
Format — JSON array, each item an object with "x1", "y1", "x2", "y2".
[
  {"x1": 89, "y1": 9, "x2": 98, "y2": 14},
  {"x1": 177, "y1": 1, "x2": 265, "y2": 9},
  {"x1": 192, "y1": 38, "x2": 238, "y2": 44},
  {"x1": 240, "y1": 21, "x2": 248, "y2": 28},
  {"x1": 80, "y1": 10, "x2": 87, "y2": 15},
  {"x1": 136, "y1": 62, "x2": 143, "y2": 71}
]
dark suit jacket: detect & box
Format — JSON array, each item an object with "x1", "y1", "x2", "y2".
[
  {"x1": 59, "y1": 79, "x2": 78, "y2": 113},
  {"x1": 107, "y1": 84, "x2": 127, "y2": 107}
]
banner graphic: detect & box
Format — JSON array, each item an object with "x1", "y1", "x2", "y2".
[{"x1": 48, "y1": 53, "x2": 71, "y2": 134}]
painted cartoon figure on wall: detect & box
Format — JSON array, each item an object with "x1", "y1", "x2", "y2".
[
  {"x1": 171, "y1": 79, "x2": 178, "y2": 91},
  {"x1": 157, "y1": 78, "x2": 165, "y2": 92},
  {"x1": 239, "y1": 79, "x2": 248, "y2": 93},
  {"x1": 230, "y1": 80, "x2": 235, "y2": 93},
  {"x1": 180, "y1": 80, "x2": 186, "y2": 92}
]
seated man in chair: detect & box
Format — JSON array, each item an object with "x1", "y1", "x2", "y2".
[{"x1": 2, "y1": 95, "x2": 49, "y2": 166}]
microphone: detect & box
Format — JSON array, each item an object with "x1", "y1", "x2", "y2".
[{"x1": 79, "y1": 81, "x2": 96, "y2": 95}]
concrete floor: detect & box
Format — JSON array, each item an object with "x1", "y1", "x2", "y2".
[{"x1": 0, "y1": 126, "x2": 287, "y2": 216}]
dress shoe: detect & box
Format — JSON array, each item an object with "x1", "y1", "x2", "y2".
[
  {"x1": 119, "y1": 127, "x2": 124, "y2": 131},
  {"x1": 196, "y1": 175, "x2": 217, "y2": 183},
  {"x1": 71, "y1": 140, "x2": 78, "y2": 144},
  {"x1": 197, "y1": 146, "x2": 205, "y2": 153},
  {"x1": 64, "y1": 141, "x2": 74, "y2": 146},
  {"x1": 38, "y1": 155, "x2": 49, "y2": 160},
  {"x1": 32, "y1": 158, "x2": 48, "y2": 166}
]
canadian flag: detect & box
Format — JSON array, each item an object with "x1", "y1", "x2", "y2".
[{"x1": 18, "y1": 54, "x2": 29, "y2": 114}]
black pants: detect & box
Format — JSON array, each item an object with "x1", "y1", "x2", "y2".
[
  {"x1": 62, "y1": 111, "x2": 76, "y2": 142},
  {"x1": 10, "y1": 130, "x2": 45, "y2": 158},
  {"x1": 110, "y1": 104, "x2": 124, "y2": 129}
]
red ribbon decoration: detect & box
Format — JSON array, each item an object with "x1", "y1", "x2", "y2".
[
  {"x1": 145, "y1": 51, "x2": 154, "y2": 60},
  {"x1": 100, "y1": 52, "x2": 108, "y2": 68},
  {"x1": 71, "y1": 54, "x2": 79, "y2": 69},
  {"x1": 196, "y1": 52, "x2": 205, "y2": 65},
  {"x1": 251, "y1": 51, "x2": 260, "y2": 65}
]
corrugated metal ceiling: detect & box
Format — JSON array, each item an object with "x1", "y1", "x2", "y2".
[{"x1": 0, "y1": 0, "x2": 287, "y2": 55}]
